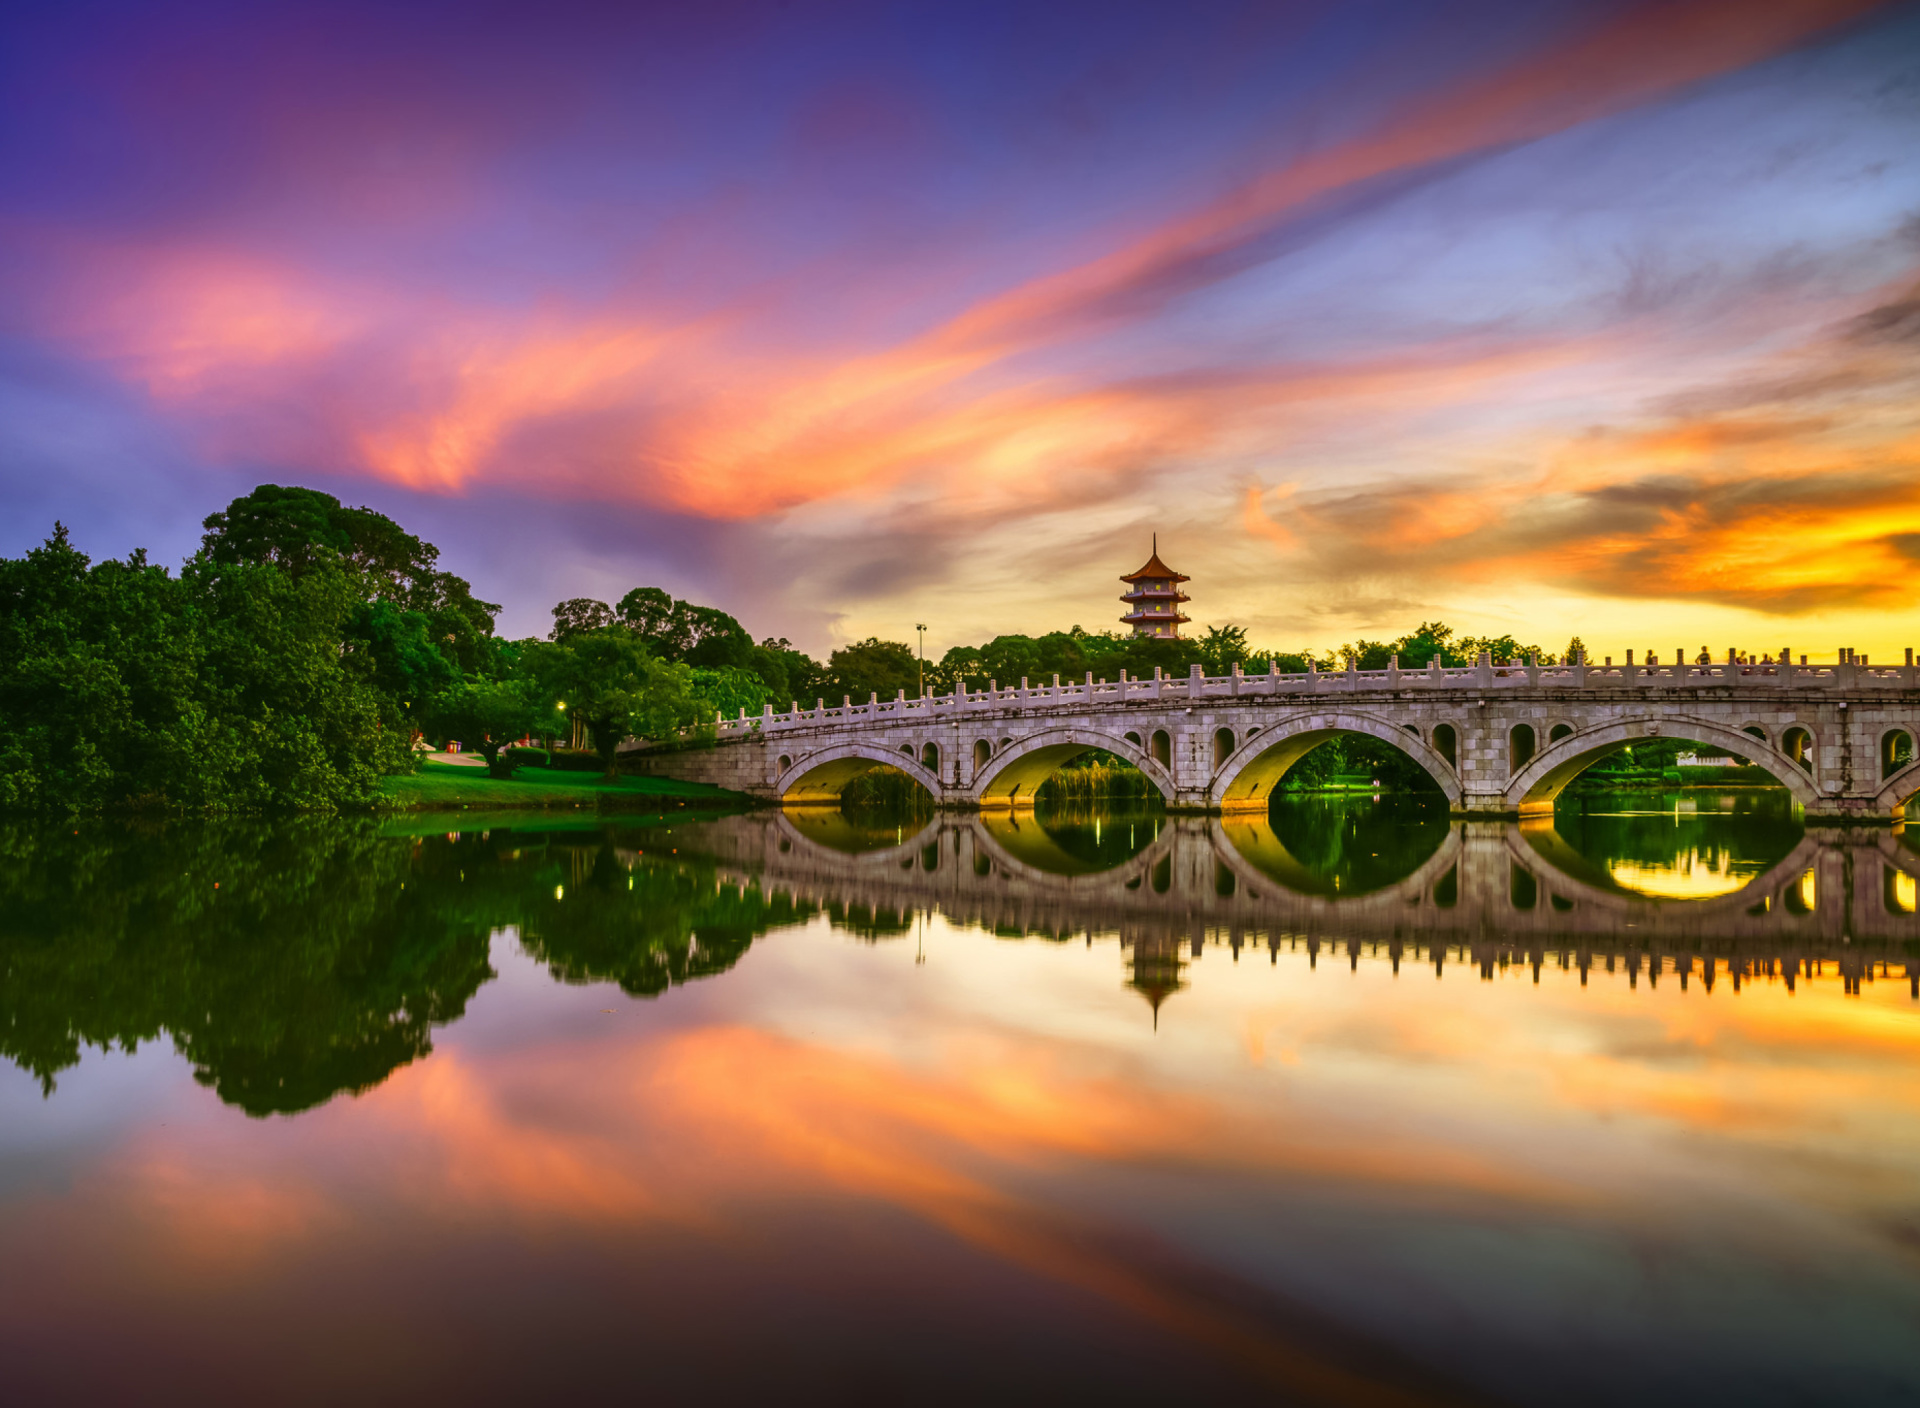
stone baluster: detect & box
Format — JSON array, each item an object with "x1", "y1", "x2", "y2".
[
  {"x1": 1190, "y1": 663, "x2": 1203, "y2": 696},
  {"x1": 1428, "y1": 656, "x2": 1443, "y2": 685},
  {"x1": 1386, "y1": 653, "x2": 1400, "y2": 687},
  {"x1": 1525, "y1": 653, "x2": 1539, "y2": 686},
  {"x1": 1346, "y1": 657, "x2": 1357, "y2": 690},
  {"x1": 1570, "y1": 650, "x2": 1588, "y2": 689},
  {"x1": 1308, "y1": 659, "x2": 1320, "y2": 691},
  {"x1": 1231, "y1": 661, "x2": 1242, "y2": 696},
  {"x1": 1152, "y1": 666, "x2": 1164, "y2": 699},
  {"x1": 1476, "y1": 651, "x2": 1493, "y2": 688}
]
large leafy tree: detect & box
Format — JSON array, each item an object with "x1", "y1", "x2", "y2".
[
  {"x1": 204, "y1": 483, "x2": 500, "y2": 681},
  {"x1": 527, "y1": 631, "x2": 703, "y2": 776},
  {"x1": 826, "y1": 637, "x2": 920, "y2": 700},
  {"x1": 426, "y1": 678, "x2": 540, "y2": 778}
]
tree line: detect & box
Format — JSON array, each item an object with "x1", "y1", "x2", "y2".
[{"x1": 0, "y1": 483, "x2": 1576, "y2": 813}]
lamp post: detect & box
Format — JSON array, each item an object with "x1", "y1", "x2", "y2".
[{"x1": 916, "y1": 623, "x2": 927, "y2": 695}]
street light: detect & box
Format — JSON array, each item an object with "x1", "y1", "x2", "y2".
[{"x1": 916, "y1": 623, "x2": 928, "y2": 695}]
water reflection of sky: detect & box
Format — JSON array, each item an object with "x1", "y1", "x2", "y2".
[{"x1": 2, "y1": 804, "x2": 1918, "y2": 1404}]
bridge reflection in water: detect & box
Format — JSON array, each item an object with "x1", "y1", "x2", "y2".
[{"x1": 666, "y1": 807, "x2": 1920, "y2": 1013}]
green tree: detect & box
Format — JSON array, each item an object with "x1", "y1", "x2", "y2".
[
  {"x1": 550, "y1": 597, "x2": 617, "y2": 639},
  {"x1": 826, "y1": 638, "x2": 919, "y2": 700},
  {"x1": 691, "y1": 666, "x2": 772, "y2": 722},
  {"x1": 427, "y1": 678, "x2": 539, "y2": 778},
  {"x1": 529, "y1": 632, "x2": 703, "y2": 776},
  {"x1": 1196, "y1": 624, "x2": 1251, "y2": 674}
]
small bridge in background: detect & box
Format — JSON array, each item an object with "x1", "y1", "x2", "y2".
[{"x1": 629, "y1": 654, "x2": 1920, "y2": 821}]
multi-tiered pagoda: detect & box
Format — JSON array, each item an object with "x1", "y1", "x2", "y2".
[{"x1": 1119, "y1": 537, "x2": 1190, "y2": 638}]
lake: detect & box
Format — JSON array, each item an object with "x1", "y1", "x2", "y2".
[{"x1": 3, "y1": 793, "x2": 1917, "y2": 1405}]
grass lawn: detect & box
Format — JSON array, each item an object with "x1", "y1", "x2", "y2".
[{"x1": 380, "y1": 760, "x2": 747, "y2": 811}]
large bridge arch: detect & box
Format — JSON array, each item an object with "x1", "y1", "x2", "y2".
[
  {"x1": 1504, "y1": 714, "x2": 1820, "y2": 817},
  {"x1": 1208, "y1": 711, "x2": 1463, "y2": 810},
  {"x1": 776, "y1": 743, "x2": 942, "y2": 806},
  {"x1": 967, "y1": 726, "x2": 1176, "y2": 808}
]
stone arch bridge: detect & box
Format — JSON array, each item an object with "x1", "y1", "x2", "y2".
[{"x1": 627, "y1": 655, "x2": 1920, "y2": 821}]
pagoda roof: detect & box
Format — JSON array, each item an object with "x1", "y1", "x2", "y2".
[{"x1": 1120, "y1": 549, "x2": 1188, "y2": 584}]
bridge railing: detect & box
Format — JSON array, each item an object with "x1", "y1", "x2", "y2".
[{"x1": 679, "y1": 653, "x2": 1917, "y2": 740}]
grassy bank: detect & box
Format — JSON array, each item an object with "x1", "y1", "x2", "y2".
[{"x1": 380, "y1": 761, "x2": 748, "y2": 812}]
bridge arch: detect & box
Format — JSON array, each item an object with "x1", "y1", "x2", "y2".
[
  {"x1": 775, "y1": 742, "x2": 943, "y2": 806},
  {"x1": 1504, "y1": 715, "x2": 1820, "y2": 816},
  {"x1": 1208, "y1": 711, "x2": 1463, "y2": 810},
  {"x1": 966, "y1": 726, "x2": 1176, "y2": 808}
]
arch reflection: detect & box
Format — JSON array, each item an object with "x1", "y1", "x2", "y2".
[
  {"x1": 1533, "y1": 792, "x2": 1803, "y2": 901},
  {"x1": 1230, "y1": 795, "x2": 1450, "y2": 898},
  {"x1": 980, "y1": 804, "x2": 1164, "y2": 878}
]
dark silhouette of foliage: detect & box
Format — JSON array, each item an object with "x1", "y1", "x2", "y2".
[{"x1": 0, "y1": 819, "x2": 818, "y2": 1114}]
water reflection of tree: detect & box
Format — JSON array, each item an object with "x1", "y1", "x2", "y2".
[
  {"x1": 0, "y1": 821, "x2": 815, "y2": 1114},
  {"x1": 517, "y1": 836, "x2": 816, "y2": 993},
  {"x1": 0, "y1": 820, "x2": 494, "y2": 1115},
  {"x1": 1548, "y1": 792, "x2": 1802, "y2": 880},
  {"x1": 1260, "y1": 796, "x2": 1450, "y2": 896},
  {"x1": 1031, "y1": 802, "x2": 1164, "y2": 869}
]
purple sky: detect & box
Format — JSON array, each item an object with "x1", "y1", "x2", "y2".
[{"x1": 3, "y1": 0, "x2": 1917, "y2": 657}]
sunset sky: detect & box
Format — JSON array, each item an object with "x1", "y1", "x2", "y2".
[{"x1": 3, "y1": 0, "x2": 1917, "y2": 657}]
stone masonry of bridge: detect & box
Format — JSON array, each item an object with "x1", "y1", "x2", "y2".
[{"x1": 624, "y1": 653, "x2": 1920, "y2": 821}]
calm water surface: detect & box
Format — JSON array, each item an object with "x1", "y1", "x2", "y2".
[{"x1": 3, "y1": 793, "x2": 1917, "y2": 1406}]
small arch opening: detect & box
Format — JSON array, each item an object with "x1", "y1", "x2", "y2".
[
  {"x1": 1213, "y1": 728, "x2": 1235, "y2": 771},
  {"x1": 1433, "y1": 724, "x2": 1457, "y2": 769},
  {"x1": 973, "y1": 739, "x2": 992, "y2": 772},
  {"x1": 1782, "y1": 727, "x2": 1814, "y2": 773},
  {"x1": 777, "y1": 754, "x2": 791, "y2": 772},
  {"x1": 921, "y1": 741, "x2": 940, "y2": 772},
  {"x1": 1883, "y1": 729, "x2": 1915, "y2": 780},
  {"x1": 1151, "y1": 855, "x2": 1172, "y2": 894},
  {"x1": 1124, "y1": 731, "x2": 1142, "y2": 746},
  {"x1": 1743, "y1": 725, "x2": 1769, "y2": 743},
  {"x1": 921, "y1": 842, "x2": 940, "y2": 873},
  {"x1": 1433, "y1": 864, "x2": 1458, "y2": 908},
  {"x1": 1151, "y1": 729, "x2": 1172, "y2": 768},
  {"x1": 1403, "y1": 724, "x2": 1420, "y2": 737},
  {"x1": 1215, "y1": 860, "x2": 1237, "y2": 897},
  {"x1": 899, "y1": 745, "x2": 914, "y2": 757},
  {"x1": 1510, "y1": 724, "x2": 1536, "y2": 774},
  {"x1": 1548, "y1": 723, "x2": 1572, "y2": 743}
]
